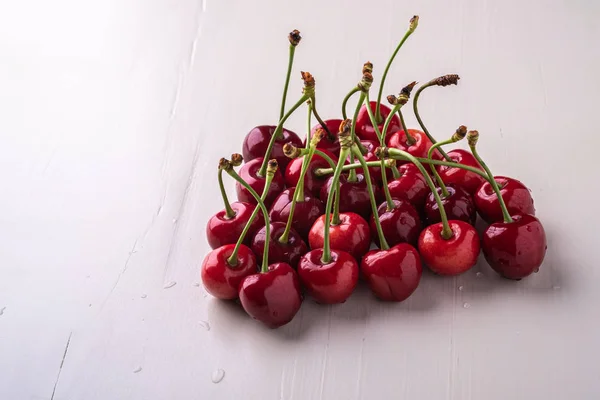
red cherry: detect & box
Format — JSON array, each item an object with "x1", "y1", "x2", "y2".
[
  {"x1": 242, "y1": 125, "x2": 302, "y2": 170},
  {"x1": 297, "y1": 249, "x2": 359, "y2": 304},
  {"x1": 304, "y1": 119, "x2": 341, "y2": 157},
  {"x1": 206, "y1": 202, "x2": 263, "y2": 249},
  {"x1": 308, "y1": 212, "x2": 371, "y2": 261},
  {"x1": 369, "y1": 199, "x2": 421, "y2": 247},
  {"x1": 285, "y1": 150, "x2": 337, "y2": 197},
  {"x1": 355, "y1": 101, "x2": 400, "y2": 142},
  {"x1": 387, "y1": 163, "x2": 429, "y2": 211},
  {"x1": 387, "y1": 128, "x2": 441, "y2": 160},
  {"x1": 201, "y1": 244, "x2": 257, "y2": 300},
  {"x1": 269, "y1": 187, "x2": 324, "y2": 239},
  {"x1": 347, "y1": 139, "x2": 392, "y2": 185},
  {"x1": 418, "y1": 220, "x2": 480, "y2": 275},
  {"x1": 238, "y1": 262, "x2": 302, "y2": 328},
  {"x1": 438, "y1": 149, "x2": 485, "y2": 194},
  {"x1": 251, "y1": 222, "x2": 308, "y2": 268},
  {"x1": 319, "y1": 173, "x2": 375, "y2": 220},
  {"x1": 474, "y1": 176, "x2": 535, "y2": 224},
  {"x1": 424, "y1": 185, "x2": 477, "y2": 226},
  {"x1": 361, "y1": 243, "x2": 422, "y2": 302},
  {"x1": 482, "y1": 214, "x2": 546, "y2": 280},
  {"x1": 235, "y1": 158, "x2": 285, "y2": 207}
]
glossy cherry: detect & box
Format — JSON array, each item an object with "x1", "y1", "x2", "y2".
[
  {"x1": 437, "y1": 149, "x2": 485, "y2": 195},
  {"x1": 206, "y1": 202, "x2": 263, "y2": 249},
  {"x1": 387, "y1": 163, "x2": 429, "y2": 211},
  {"x1": 475, "y1": 176, "x2": 535, "y2": 224},
  {"x1": 201, "y1": 244, "x2": 257, "y2": 300},
  {"x1": 319, "y1": 173, "x2": 375, "y2": 220},
  {"x1": 369, "y1": 199, "x2": 421, "y2": 247},
  {"x1": 355, "y1": 101, "x2": 401, "y2": 143},
  {"x1": 482, "y1": 214, "x2": 546, "y2": 280},
  {"x1": 242, "y1": 125, "x2": 302, "y2": 170},
  {"x1": 387, "y1": 128, "x2": 441, "y2": 160},
  {"x1": 251, "y1": 221, "x2": 307, "y2": 268},
  {"x1": 361, "y1": 243, "x2": 422, "y2": 302},
  {"x1": 236, "y1": 158, "x2": 285, "y2": 207},
  {"x1": 418, "y1": 220, "x2": 480, "y2": 275},
  {"x1": 238, "y1": 262, "x2": 302, "y2": 328},
  {"x1": 424, "y1": 185, "x2": 476, "y2": 226},
  {"x1": 285, "y1": 149, "x2": 337, "y2": 197},
  {"x1": 304, "y1": 119, "x2": 341, "y2": 157},
  {"x1": 297, "y1": 249, "x2": 359, "y2": 304},
  {"x1": 308, "y1": 212, "x2": 371, "y2": 261},
  {"x1": 347, "y1": 139, "x2": 393, "y2": 185},
  {"x1": 269, "y1": 187, "x2": 324, "y2": 240}
]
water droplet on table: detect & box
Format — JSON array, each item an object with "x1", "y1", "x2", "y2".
[
  {"x1": 0, "y1": 307, "x2": 5, "y2": 316},
  {"x1": 199, "y1": 321, "x2": 211, "y2": 331},
  {"x1": 141, "y1": 294, "x2": 147, "y2": 299},
  {"x1": 163, "y1": 281, "x2": 177, "y2": 289},
  {"x1": 193, "y1": 282, "x2": 200, "y2": 287},
  {"x1": 475, "y1": 272, "x2": 483, "y2": 278},
  {"x1": 133, "y1": 367, "x2": 142, "y2": 373},
  {"x1": 458, "y1": 285, "x2": 464, "y2": 291},
  {"x1": 463, "y1": 302, "x2": 471, "y2": 309},
  {"x1": 212, "y1": 368, "x2": 225, "y2": 383}
]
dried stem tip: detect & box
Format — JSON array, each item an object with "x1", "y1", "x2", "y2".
[
  {"x1": 288, "y1": 30, "x2": 301, "y2": 46},
  {"x1": 467, "y1": 130, "x2": 479, "y2": 147},
  {"x1": 433, "y1": 74, "x2": 460, "y2": 87},
  {"x1": 374, "y1": 146, "x2": 389, "y2": 159},
  {"x1": 267, "y1": 159, "x2": 279, "y2": 174},
  {"x1": 301, "y1": 71, "x2": 315, "y2": 90},
  {"x1": 388, "y1": 81, "x2": 417, "y2": 105},
  {"x1": 230, "y1": 153, "x2": 243, "y2": 167},
  {"x1": 283, "y1": 143, "x2": 302, "y2": 159},
  {"x1": 338, "y1": 119, "x2": 353, "y2": 148},
  {"x1": 384, "y1": 158, "x2": 396, "y2": 168},
  {"x1": 409, "y1": 15, "x2": 419, "y2": 32},
  {"x1": 401, "y1": 81, "x2": 418, "y2": 97},
  {"x1": 358, "y1": 72, "x2": 373, "y2": 92},
  {"x1": 310, "y1": 128, "x2": 325, "y2": 146},
  {"x1": 362, "y1": 61, "x2": 373, "y2": 74},
  {"x1": 339, "y1": 119, "x2": 352, "y2": 134},
  {"x1": 218, "y1": 157, "x2": 232, "y2": 171},
  {"x1": 452, "y1": 125, "x2": 467, "y2": 141}
]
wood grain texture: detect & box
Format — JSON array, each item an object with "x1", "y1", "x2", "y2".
[{"x1": 1, "y1": 0, "x2": 599, "y2": 399}]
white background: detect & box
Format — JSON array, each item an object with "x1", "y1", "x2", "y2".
[{"x1": 1, "y1": 0, "x2": 599, "y2": 399}]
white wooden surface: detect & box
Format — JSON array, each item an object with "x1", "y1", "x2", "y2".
[{"x1": 1, "y1": 0, "x2": 599, "y2": 399}]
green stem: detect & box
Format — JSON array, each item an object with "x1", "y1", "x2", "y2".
[
  {"x1": 391, "y1": 164, "x2": 400, "y2": 179},
  {"x1": 349, "y1": 92, "x2": 366, "y2": 183},
  {"x1": 342, "y1": 87, "x2": 360, "y2": 120},
  {"x1": 352, "y1": 146, "x2": 389, "y2": 250},
  {"x1": 322, "y1": 147, "x2": 350, "y2": 263},
  {"x1": 311, "y1": 96, "x2": 333, "y2": 139},
  {"x1": 314, "y1": 161, "x2": 391, "y2": 177},
  {"x1": 364, "y1": 93, "x2": 383, "y2": 143},
  {"x1": 259, "y1": 94, "x2": 310, "y2": 176},
  {"x1": 218, "y1": 169, "x2": 235, "y2": 218},
  {"x1": 413, "y1": 84, "x2": 451, "y2": 161},
  {"x1": 314, "y1": 149, "x2": 336, "y2": 169},
  {"x1": 305, "y1": 100, "x2": 312, "y2": 149},
  {"x1": 427, "y1": 139, "x2": 454, "y2": 197},
  {"x1": 397, "y1": 109, "x2": 415, "y2": 145},
  {"x1": 279, "y1": 45, "x2": 296, "y2": 121}
]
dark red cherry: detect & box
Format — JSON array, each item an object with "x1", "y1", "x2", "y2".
[
  {"x1": 201, "y1": 244, "x2": 257, "y2": 300},
  {"x1": 304, "y1": 119, "x2": 342, "y2": 157},
  {"x1": 269, "y1": 187, "x2": 324, "y2": 240},
  {"x1": 438, "y1": 149, "x2": 485, "y2": 195},
  {"x1": 418, "y1": 220, "x2": 480, "y2": 276},
  {"x1": 242, "y1": 125, "x2": 302, "y2": 170},
  {"x1": 387, "y1": 128, "x2": 441, "y2": 160},
  {"x1": 319, "y1": 173, "x2": 375, "y2": 220},
  {"x1": 238, "y1": 262, "x2": 302, "y2": 328},
  {"x1": 361, "y1": 243, "x2": 422, "y2": 302},
  {"x1": 424, "y1": 185, "x2": 477, "y2": 226},
  {"x1": 285, "y1": 150, "x2": 337, "y2": 197},
  {"x1": 474, "y1": 176, "x2": 535, "y2": 224},
  {"x1": 482, "y1": 214, "x2": 546, "y2": 280},
  {"x1": 235, "y1": 158, "x2": 285, "y2": 208},
  {"x1": 355, "y1": 101, "x2": 401, "y2": 143},
  {"x1": 347, "y1": 139, "x2": 392, "y2": 185},
  {"x1": 206, "y1": 202, "x2": 263, "y2": 249},
  {"x1": 369, "y1": 199, "x2": 421, "y2": 247},
  {"x1": 387, "y1": 163, "x2": 429, "y2": 211},
  {"x1": 251, "y1": 222, "x2": 308, "y2": 268},
  {"x1": 297, "y1": 249, "x2": 359, "y2": 304},
  {"x1": 308, "y1": 212, "x2": 371, "y2": 261}
]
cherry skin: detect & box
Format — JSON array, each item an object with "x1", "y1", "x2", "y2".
[
  {"x1": 361, "y1": 243, "x2": 422, "y2": 302},
  {"x1": 242, "y1": 125, "x2": 302, "y2": 170},
  {"x1": 206, "y1": 202, "x2": 263, "y2": 249},
  {"x1": 387, "y1": 128, "x2": 442, "y2": 160},
  {"x1": 474, "y1": 176, "x2": 535, "y2": 224},
  {"x1": 355, "y1": 101, "x2": 401, "y2": 143},
  {"x1": 285, "y1": 150, "x2": 338, "y2": 197},
  {"x1": 238, "y1": 262, "x2": 302, "y2": 328},
  {"x1": 269, "y1": 187, "x2": 325, "y2": 240},
  {"x1": 251, "y1": 222, "x2": 308, "y2": 269},
  {"x1": 387, "y1": 163, "x2": 430, "y2": 211},
  {"x1": 418, "y1": 220, "x2": 480, "y2": 275},
  {"x1": 304, "y1": 119, "x2": 341, "y2": 157},
  {"x1": 424, "y1": 185, "x2": 477, "y2": 226},
  {"x1": 235, "y1": 158, "x2": 285, "y2": 208},
  {"x1": 297, "y1": 249, "x2": 359, "y2": 304},
  {"x1": 319, "y1": 173, "x2": 375, "y2": 220},
  {"x1": 308, "y1": 212, "x2": 371, "y2": 261},
  {"x1": 347, "y1": 139, "x2": 392, "y2": 185},
  {"x1": 482, "y1": 214, "x2": 546, "y2": 280},
  {"x1": 369, "y1": 199, "x2": 422, "y2": 247},
  {"x1": 437, "y1": 149, "x2": 485, "y2": 195},
  {"x1": 201, "y1": 244, "x2": 257, "y2": 300}
]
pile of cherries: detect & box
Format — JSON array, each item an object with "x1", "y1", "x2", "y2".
[{"x1": 201, "y1": 18, "x2": 547, "y2": 329}]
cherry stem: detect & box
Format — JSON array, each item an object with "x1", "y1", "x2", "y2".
[
  {"x1": 413, "y1": 83, "x2": 451, "y2": 161},
  {"x1": 391, "y1": 164, "x2": 400, "y2": 179},
  {"x1": 348, "y1": 92, "x2": 366, "y2": 183},
  {"x1": 322, "y1": 147, "x2": 350, "y2": 264},
  {"x1": 375, "y1": 16, "x2": 418, "y2": 122},
  {"x1": 397, "y1": 109, "x2": 416, "y2": 145},
  {"x1": 218, "y1": 168, "x2": 235, "y2": 219},
  {"x1": 280, "y1": 45, "x2": 296, "y2": 121},
  {"x1": 352, "y1": 145, "x2": 389, "y2": 250},
  {"x1": 305, "y1": 100, "x2": 312, "y2": 149},
  {"x1": 314, "y1": 161, "x2": 394, "y2": 177},
  {"x1": 297, "y1": 148, "x2": 336, "y2": 169},
  {"x1": 259, "y1": 93, "x2": 310, "y2": 176},
  {"x1": 427, "y1": 138, "x2": 454, "y2": 197},
  {"x1": 311, "y1": 96, "x2": 333, "y2": 139},
  {"x1": 225, "y1": 165, "x2": 275, "y2": 271},
  {"x1": 342, "y1": 87, "x2": 360, "y2": 120},
  {"x1": 468, "y1": 135, "x2": 514, "y2": 224}
]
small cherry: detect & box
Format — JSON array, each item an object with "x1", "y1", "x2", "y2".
[
  {"x1": 475, "y1": 176, "x2": 535, "y2": 224},
  {"x1": 466, "y1": 130, "x2": 546, "y2": 279},
  {"x1": 319, "y1": 173, "x2": 374, "y2": 220},
  {"x1": 437, "y1": 149, "x2": 486, "y2": 195},
  {"x1": 386, "y1": 163, "x2": 430, "y2": 211},
  {"x1": 206, "y1": 157, "x2": 263, "y2": 249},
  {"x1": 387, "y1": 127, "x2": 441, "y2": 161},
  {"x1": 284, "y1": 145, "x2": 337, "y2": 197}
]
